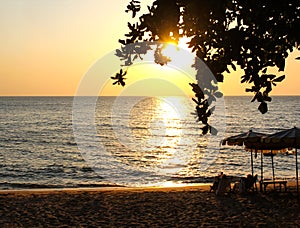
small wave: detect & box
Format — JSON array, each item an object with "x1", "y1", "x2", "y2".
[
  {"x1": 227, "y1": 163, "x2": 242, "y2": 167},
  {"x1": 98, "y1": 123, "x2": 111, "y2": 127},
  {"x1": 143, "y1": 155, "x2": 158, "y2": 159},
  {"x1": 0, "y1": 182, "x2": 123, "y2": 190},
  {"x1": 65, "y1": 141, "x2": 77, "y2": 146},
  {"x1": 131, "y1": 126, "x2": 148, "y2": 130},
  {"x1": 169, "y1": 176, "x2": 215, "y2": 184},
  {"x1": 0, "y1": 182, "x2": 65, "y2": 189},
  {"x1": 80, "y1": 166, "x2": 94, "y2": 172}
]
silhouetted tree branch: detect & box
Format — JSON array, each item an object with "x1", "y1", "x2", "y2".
[{"x1": 114, "y1": 0, "x2": 300, "y2": 134}]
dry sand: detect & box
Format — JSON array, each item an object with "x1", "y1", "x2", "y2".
[{"x1": 0, "y1": 184, "x2": 300, "y2": 227}]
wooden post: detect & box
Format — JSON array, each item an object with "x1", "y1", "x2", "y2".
[
  {"x1": 260, "y1": 150, "x2": 263, "y2": 192},
  {"x1": 251, "y1": 150, "x2": 254, "y2": 177},
  {"x1": 296, "y1": 148, "x2": 299, "y2": 196},
  {"x1": 271, "y1": 151, "x2": 275, "y2": 189}
]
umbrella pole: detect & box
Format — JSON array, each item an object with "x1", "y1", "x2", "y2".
[
  {"x1": 251, "y1": 150, "x2": 254, "y2": 176},
  {"x1": 296, "y1": 148, "x2": 299, "y2": 196},
  {"x1": 271, "y1": 151, "x2": 275, "y2": 189},
  {"x1": 260, "y1": 150, "x2": 263, "y2": 192}
]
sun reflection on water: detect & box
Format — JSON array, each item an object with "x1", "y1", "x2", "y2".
[
  {"x1": 149, "y1": 97, "x2": 197, "y2": 174},
  {"x1": 125, "y1": 96, "x2": 196, "y2": 170},
  {"x1": 109, "y1": 95, "x2": 204, "y2": 183}
]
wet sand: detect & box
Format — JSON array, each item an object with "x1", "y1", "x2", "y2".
[{"x1": 0, "y1": 184, "x2": 299, "y2": 227}]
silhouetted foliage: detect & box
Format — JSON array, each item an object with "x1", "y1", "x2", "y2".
[
  {"x1": 125, "y1": 0, "x2": 141, "y2": 18},
  {"x1": 111, "y1": 69, "x2": 127, "y2": 87},
  {"x1": 115, "y1": 0, "x2": 300, "y2": 134}
]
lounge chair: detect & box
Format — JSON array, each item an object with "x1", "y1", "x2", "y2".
[
  {"x1": 244, "y1": 174, "x2": 258, "y2": 192},
  {"x1": 215, "y1": 175, "x2": 231, "y2": 195},
  {"x1": 210, "y1": 177, "x2": 220, "y2": 192},
  {"x1": 232, "y1": 174, "x2": 258, "y2": 194}
]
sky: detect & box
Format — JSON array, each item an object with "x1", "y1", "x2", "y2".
[{"x1": 0, "y1": 0, "x2": 299, "y2": 96}]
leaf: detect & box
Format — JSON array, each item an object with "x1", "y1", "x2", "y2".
[
  {"x1": 190, "y1": 83, "x2": 204, "y2": 97},
  {"x1": 241, "y1": 76, "x2": 248, "y2": 83},
  {"x1": 202, "y1": 125, "x2": 209, "y2": 135},
  {"x1": 278, "y1": 59, "x2": 285, "y2": 71},
  {"x1": 118, "y1": 39, "x2": 126, "y2": 45},
  {"x1": 115, "y1": 49, "x2": 122, "y2": 57},
  {"x1": 267, "y1": 74, "x2": 276, "y2": 80},
  {"x1": 256, "y1": 92, "x2": 263, "y2": 102},
  {"x1": 261, "y1": 74, "x2": 275, "y2": 81},
  {"x1": 251, "y1": 92, "x2": 258, "y2": 102},
  {"x1": 207, "y1": 95, "x2": 216, "y2": 104},
  {"x1": 208, "y1": 106, "x2": 216, "y2": 116},
  {"x1": 231, "y1": 63, "x2": 236, "y2": 71},
  {"x1": 192, "y1": 98, "x2": 199, "y2": 105},
  {"x1": 273, "y1": 75, "x2": 285, "y2": 82},
  {"x1": 133, "y1": 54, "x2": 138, "y2": 61},
  {"x1": 258, "y1": 102, "x2": 268, "y2": 114},
  {"x1": 201, "y1": 116, "x2": 208, "y2": 125},
  {"x1": 210, "y1": 126, "x2": 218, "y2": 135},
  {"x1": 215, "y1": 73, "x2": 224, "y2": 83},
  {"x1": 214, "y1": 91, "x2": 223, "y2": 98},
  {"x1": 264, "y1": 96, "x2": 272, "y2": 102},
  {"x1": 265, "y1": 81, "x2": 272, "y2": 93},
  {"x1": 127, "y1": 22, "x2": 134, "y2": 30}
]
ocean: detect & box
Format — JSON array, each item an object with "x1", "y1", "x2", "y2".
[{"x1": 0, "y1": 96, "x2": 299, "y2": 189}]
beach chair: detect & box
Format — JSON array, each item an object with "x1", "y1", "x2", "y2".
[
  {"x1": 244, "y1": 174, "x2": 258, "y2": 192},
  {"x1": 210, "y1": 172, "x2": 225, "y2": 192},
  {"x1": 210, "y1": 177, "x2": 220, "y2": 192},
  {"x1": 216, "y1": 176, "x2": 231, "y2": 195},
  {"x1": 233, "y1": 181, "x2": 246, "y2": 194}
]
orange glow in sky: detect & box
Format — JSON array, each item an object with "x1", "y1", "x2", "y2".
[{"x1": 0, "y1": 1, "x2": 299, "y2": 96}]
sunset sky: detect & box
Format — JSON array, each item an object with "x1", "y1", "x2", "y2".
[{"x1": 0, "y1": 0, "x2": 299, "y2": 96}]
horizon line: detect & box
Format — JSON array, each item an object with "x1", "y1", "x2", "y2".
[{"x1": 0, "y1": 94, "x2": 299, "y2": 97}]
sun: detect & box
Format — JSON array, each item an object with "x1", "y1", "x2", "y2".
[
  {"x1": 162, "y1": 37, "x2": 191, "y2": 59},
  {"x1": 161, "y1": 36, "x2": 193, "y2": 66}
]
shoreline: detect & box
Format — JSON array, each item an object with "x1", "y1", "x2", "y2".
[
  {"x1": 0, "y1": 179, "x2": 298, "y2": 194},
  {"x1": 1, "y1": 183, "x2": 299, "y2": 227},
  {"x1": 0, "y1": 183, "x2": 212, "y2": 194}
]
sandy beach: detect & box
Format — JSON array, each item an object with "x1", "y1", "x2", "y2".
[{"x1": 0, "y1": 184, "x2": 300, "y2": 227}]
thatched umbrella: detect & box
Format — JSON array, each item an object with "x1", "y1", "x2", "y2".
[
  {"x1": 222, "y1": 130, "x2": 289, "y2": 192},
  {"x1": 249, "y1": 147, "x2": 289, "y2": 189},
  {"x1": 262, "y1": 127, "x2": 300, "y2": 194},
  {"x1": 222, "y1": 130, "x2": 268, "y2": 176}
]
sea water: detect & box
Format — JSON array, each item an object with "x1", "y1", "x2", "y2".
[{"x1": 0, "y1": 96, "x2": 299, "y2": 189}]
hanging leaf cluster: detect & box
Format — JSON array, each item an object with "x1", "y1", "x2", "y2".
[
  {"x1": 111, "y1": 69, "x2": 127, "y2": 87},
  {"x1": 114, "y1": 0, "x2": 300, "y2": 134}
]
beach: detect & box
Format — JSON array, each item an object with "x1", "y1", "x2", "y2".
[{"x1": 1, "y1": 185, "x2": 300, "y2": 227}]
